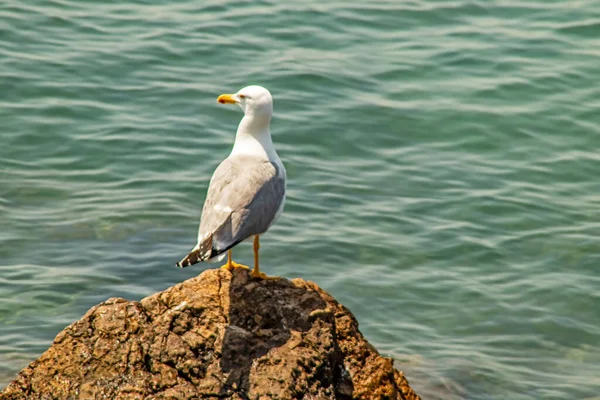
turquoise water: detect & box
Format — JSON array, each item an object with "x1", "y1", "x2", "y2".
[{"x1": 1, "y1": 1, "x2": 600, "y2": 398}]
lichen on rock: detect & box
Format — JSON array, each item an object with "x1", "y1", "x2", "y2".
[{"x1": 0, "y1": 268, "x2": 421, "y2": 400}]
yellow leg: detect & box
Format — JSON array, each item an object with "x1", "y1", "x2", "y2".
[
  {"x1": 221, "y1": 250, "x2": 249, "y2": 271},
  {"x1": 251, "y1": 236, "x2": 278, "y2": 280}
]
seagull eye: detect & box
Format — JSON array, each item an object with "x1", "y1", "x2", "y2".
[{"x1": 239, "y1": 94, "x2": 246, "y2": 99}]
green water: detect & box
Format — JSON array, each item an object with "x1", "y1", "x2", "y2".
[{"x1": 1, "y1": 1, "x2": 600, "y2": 398}]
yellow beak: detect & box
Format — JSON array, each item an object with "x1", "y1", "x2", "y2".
[{"x1": 217, "y1": 94, "x2": 237, "y2": 104}]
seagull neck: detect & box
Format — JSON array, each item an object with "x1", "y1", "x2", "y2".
[{"x1": 230, "y1": 115, "x2": 277, "y2": 161}]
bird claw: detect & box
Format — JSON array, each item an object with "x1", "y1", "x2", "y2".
[
  {"x1": 221, "y1": 261, "x2": 250, "y2": 271},
  {"x1": 250, "y1": 269, "x2": 278, "y2": 280}
]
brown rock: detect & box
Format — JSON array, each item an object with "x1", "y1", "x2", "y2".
[{"x1": 0, "y1": 268, "x2": 421, "y2": 400}]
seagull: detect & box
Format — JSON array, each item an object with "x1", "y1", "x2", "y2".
[{"x1": 176, "y1": 85, "x2": 286, "y2": 279}]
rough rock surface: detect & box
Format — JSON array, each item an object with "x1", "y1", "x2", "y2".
[{"x1": 1, "y1": 268, "x2": 421, "y2": 400}]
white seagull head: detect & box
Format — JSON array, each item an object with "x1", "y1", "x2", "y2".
[{"x1": 217, "y1": 85, "x2": 273, "y2": 122}]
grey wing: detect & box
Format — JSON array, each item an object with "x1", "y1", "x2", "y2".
[{"x1": 197, "y1": 156, "x2": 285, "y2": 257}]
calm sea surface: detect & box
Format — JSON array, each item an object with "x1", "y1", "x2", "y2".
[{"x1": 1, "y1": 1, "x2": 600, "y2": 398}]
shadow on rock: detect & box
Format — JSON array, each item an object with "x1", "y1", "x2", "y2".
[{"x1": 219, "y1": 269, "x2": 331, "y2": 397}]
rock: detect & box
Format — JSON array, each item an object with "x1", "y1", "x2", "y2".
[{"x1": 0, "y1": 268, "x2": 421, "y2": 400}]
